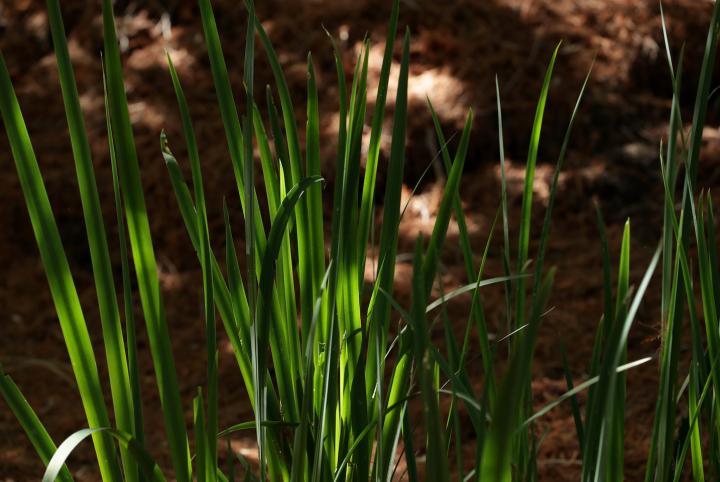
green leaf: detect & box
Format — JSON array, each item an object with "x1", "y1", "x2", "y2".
[
  {"x1": 0, "y1": 371, "x2": 74, "y2": 482},
  {"x1": 102, "y1": 2, "x2": 190, "y2": 479},
  {"x1": 0, "y1": 39, "x2": 122, "y2": 482},
  {"x1": 43, "y1": 428, "x2": 164, "y2": 482}
]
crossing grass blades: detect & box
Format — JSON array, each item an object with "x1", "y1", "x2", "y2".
[{"x1": 1, "y1": 0, "x2": 720, "y2": 480}]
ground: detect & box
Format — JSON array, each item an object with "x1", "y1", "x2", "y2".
[{"x1": 0, "y1": 0, "x2": 719, "y2": 480}]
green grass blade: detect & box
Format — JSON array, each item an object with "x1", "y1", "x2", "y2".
[
  {"x1": 531, "y1": 64, "x2": 592, "y2": 298},
  {"x1": 290, "y1": 265, "x2": 331, "y2": 482},
  {"x1": 0, "y1": 371, "x2": 74, "y2": 482},
  {"x1": 0, "y1": 45, "x2": 122, "y2": 482},
  {"x1": 584, "y1": 243, "x2": 661, "y2": 481},
  {"x1": 255, "y1": 14, "x2": 317, "y2": 342},
  {"x1": 427, "y1": 99, "x2": 496, "y2": 404},
  {"x1": 165, "y1": 53, "x2": 217, "y2": 481},
  {"x1": 357, "y1": 0, "x2": 400, "y2": 277},
  {"x1": 367, "y1": 29, "x2": 410, "y2": 480},
  {"x1": 423, "y1": 108, "x2": 473, "y2": 294},
  {"x1": 163, "y1": 140, "x2": 253, "y2": 390},
  {"x1": 194, "y1": 390, "x2": 208, "y2": 482},
  {"x1": 409, "y1": 237, "x2": 449, "y2": 480},
  {"x1": 560, "y1": 340, "x2": 584, "y2": 456},
  {"x1": 514, "y1": 43, "x2": 561, "y2": 333},
  {"x1": 480, "y1": 268, "x2": 556, "y2": 482},
  {"x1": 685, "y1": 0, "x2": 720, "y2": 186},
  {"x1": 496, "y1": 77, "x2": 513, "y2": 334},
  {"x1": 43, "y1": 428, "x2": 165, "y2": 482},
  {"x1": 47, "y1": 2, "x2": 137, "y2": 480},
  {"x1": 521, "y1": 356, "x2": 653, "y2": 430},
  {"x1": 104, "y1": 67, "x2": 145, "y2": 454},
  {"x1": 305, "y1": 53, "x2": 326, "y2": 334},
  {"x1": 102, "y1": 2, "x2": 190, "y2": 479},
  {"x1": 255, "y1": 176, "x2": 323, "y2": 478}
]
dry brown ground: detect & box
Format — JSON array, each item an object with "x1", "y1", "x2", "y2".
[{"x1": 1, "y1": 0, "x2": 719, "y2": 480}]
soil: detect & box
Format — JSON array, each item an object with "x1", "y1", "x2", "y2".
[{"x1": 1, "y1": 0, "x2": 719, "y2": 480}]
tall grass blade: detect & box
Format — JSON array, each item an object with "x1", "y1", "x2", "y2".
[
  {"x1": 0, "y1": 43, "x2": 122, "y2": 482},
  {"x1": 102, "y1": 1, "x2": 190, "y2": 479},
  {"x1": 357, "y1": 0, "x2": 400, "y2": 277},
  {"x1": 47, "y1": 1, "x2": 137, "y2": 479}
]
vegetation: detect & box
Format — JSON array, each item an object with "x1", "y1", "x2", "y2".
[{"x1": 1, "y1": 0, "x2": 719, "y2": 480}]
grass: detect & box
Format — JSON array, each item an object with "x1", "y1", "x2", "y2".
[{"x1": 1, "y1": 0, "x2": 720, "y2": 480}]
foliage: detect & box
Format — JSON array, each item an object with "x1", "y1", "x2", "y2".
[{"x1": 1, "y1": 0, "x2": 719, "y2": 480}]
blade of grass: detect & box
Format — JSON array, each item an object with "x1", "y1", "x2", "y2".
[
  {"x1": 0, "y1": 371, "x2": 74, "y2": 482},
  {"x1": 0, "y1": 45, "x2": 122, "y2": 482},
  {"x1": 102, "y1": 2, "x2": 190, "y2": 479},
  {"x1": 366, "y1": 30, "x2": 410, "y2": 481},
  {"x1": 104, "y1": 65, "x2": 145, "y2": 455},
  {"x1": 409, "y1": 237, "x2": 449, "y2": 480},
  {"x1": 165, "y1": 53, "x2": 217, "y2": 481},
  {"x1": 514, "y1": 42, "x2": 560, "y2": 334},
  {"x1": 46, "y1": 6, "x2": 138, "y2": 481},
  {"x1": 43, "y1": 427, "x2": 164, "y2": 482},
  {"x1": 357, "y1": 0, "x2": 401, "y2": 278}
]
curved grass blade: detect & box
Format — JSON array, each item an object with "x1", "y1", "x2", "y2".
[
  {"x1": 425, "y1": 275, "x2": 528, "y2": 313},
  {"x1": 254, "y1": 175, "x2": 323, "y2": 478},
  {"x1": 255, "y1": 13, "x2": 317, "y2": 342},
  {"x1": 43, "y1": 428, "x2": 164, "y2": 482}
]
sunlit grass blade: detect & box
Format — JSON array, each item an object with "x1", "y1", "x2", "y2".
[
  {"x1": 46, "y1": 1, "x2": 137, "y2": 480},
  {"x1": 163, "y1": 139, "x2": 252, "y2": 385},
  {"x1": 496, "y1": 77, "x2": 513, "y2": 334},
  {"x1": 165, "y1": 52, "x2": 217, "y2": 481},
  {"x1": 685, "y1": 0, "x2": 720, "y2": 185},
  {"x1": 290, "y1": 265, "x2": 331, "y2": 482},
  {"x1": 255, "y1": 11, "x2": 316, "y2": 343},
  {"x1": 102, "y1": 1, "x2": 190, "y2": 479},
  {"x1": 427, "y1": 99, "x2": 496, "y2": 405},
  {"x1": 521, "y1": 356, "x2": 654, "y2": 430},
  {"x1": 0, "y1": 42, "x2": 122, "y2": 482},
  {"x1": 305, "y1": 53, "x2": 326, "y2": 334},
  {"x1": 197, "y1": 0, "x2": 267, "y2": 248},
  {"x1": 366, "y1": 29, "x2": 410, "y2": 480},
  {"x1": 0, "y1": 371, "x2": 73, "y2": 482},
  {"x1": 255, "y1": 175, "x2": 323, "y2": 478},
  {"x1": 357, "y1": 0, "x2": 400, "y2": 277},
  {"x1": 513, "y1": 42, "x2": 561, "y2": 333},
  {"x1": 104, "y1": 66, "x2": 145, "y2": 455},
  {"x1": 324, "y1": 32, "x2": 370, "y2": 481}
]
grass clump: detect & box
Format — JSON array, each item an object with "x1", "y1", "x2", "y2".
[{"x1": 1, "y1": 0, "x2": 720, "y2": 481}]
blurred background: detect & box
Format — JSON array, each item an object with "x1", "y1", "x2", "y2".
[{"x1": 0, "y1": 0, "x2": 718, "y2": 480}]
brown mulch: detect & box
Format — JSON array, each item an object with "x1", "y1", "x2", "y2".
[{"x1": 0, "y1": 0, "x2": 718, "y2": 480}]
